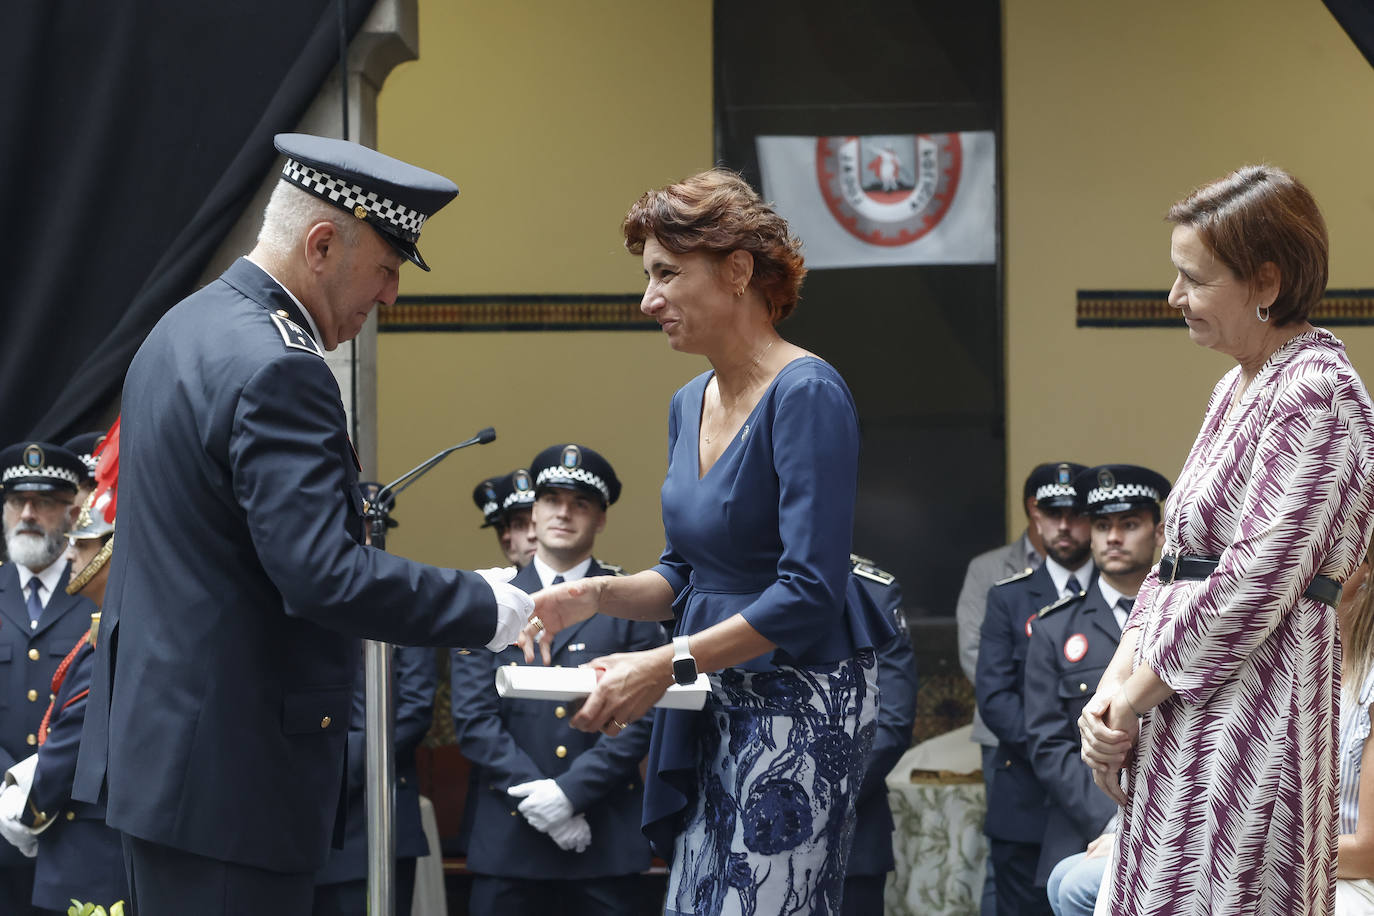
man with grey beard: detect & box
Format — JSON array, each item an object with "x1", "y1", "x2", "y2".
[{"x1": 0, "y1": 441, "x2": 95, "y2": 914}]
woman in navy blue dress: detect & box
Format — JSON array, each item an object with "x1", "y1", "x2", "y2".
[{"x1": 525, "y1": 170, "x2": 893, "y2": 915}]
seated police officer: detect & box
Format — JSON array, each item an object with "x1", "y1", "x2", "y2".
[
  {"x1": 976, "y1": 462, "x2": 1093, "y2": 916},
  {"x1": 1024, "y1": 465, "x2": 1168, "y2": 915},
  {"x1": 473, "y1": 469, "x2": 537, "y2": 569},
  {"x1": 0, "y1": 443, "x2": 126, "y2": 914},
  {"x1": 313, "y1": 483, "x2": 436, "y2": 916},
  {"x1": 0, "y1": 443, "x2": 95, "y2": 915},
  {"x1": 451, "y1": 443, "x2": 665, "y2": 916},
  {"x1": 844, "y1": 555, "x2": 919, "y2": 916}
]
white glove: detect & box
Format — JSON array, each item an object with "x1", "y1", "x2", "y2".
[
  {"x1": 475, "y1": 567, "x2": 535, "y2": 651},
  {"x1": 548, "y1": 813, "x2": 592, "y2": 853},
  {"x1": 508, "y1": 778, "x2": 574, "y2": 832},
  {"x1": 0, "y1": 785, "x2": 36, "y2": 858}
]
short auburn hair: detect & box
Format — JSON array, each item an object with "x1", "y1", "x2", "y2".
[
  {"x1": 1167, "y1": 165, "x2": 1327, "y2": 326},
  {"x1": 623, "y1": 169, "x2": 807, "y2": 322}
]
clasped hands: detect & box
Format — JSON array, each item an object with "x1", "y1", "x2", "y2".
[
  {"x1": 514, "y1": 578, "x2": 673, "y2": 737},
  {"x1": 507, "y1": 779, "x2": 590, "y2": 853},
  {"x1": 1077, "y1": 684, "x2": 1142, "y2": 806}
]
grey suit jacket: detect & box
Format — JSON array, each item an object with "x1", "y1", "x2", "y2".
[{"x1": 956, "y1": 531, "x2": 1037, "y2": 747}]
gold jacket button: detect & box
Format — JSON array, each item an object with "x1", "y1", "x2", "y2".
[
  {"x1": 555, "y1": 745, "x2": 568, "y2": 758},
  {"x1": 66, "y1": 811, "x2": 75, "y2": 821},
  {"x1": 27, "y1": 649, "x2": 39, "y2": 661},
  {"x1": 320, "y1": 716, "x2": 332, "y2": 729},
  {"x1": 1079, "y1": 683, "x2": 1088, "y2": 693},
  {"x1": 554, "y1": 706, "x2": 567, "y2": 719},
  {"x1": 26, "y1": 689, "x2": 36, "y2": 702},
  {"x1": 26, "y1": 734, "x2": 36, "y2": 746},
  {"x1": 627, "y1": 782, "x2": 635, "y2": 791},
  {"x1": 275, "y1": 309, "x2": 288, "y2": 317},
  {"x1": 457, "y1": 649, "x2": 471, "y2": 656},
  {"x1": 510, "y1": 810, "x2": 517, "y2": 816},
  {"x1": 508, "y1": 661, "x2": 519, "y2": 667}
]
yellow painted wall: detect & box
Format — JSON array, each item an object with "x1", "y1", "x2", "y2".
[
  {"x1": 1004, "y1": 0, "x2": 1374, "y2": 534},
  {"x1": 374, "y1": 0, "x2": 713, "y2": 570}
]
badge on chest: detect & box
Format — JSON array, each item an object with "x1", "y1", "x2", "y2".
[{"x1": 1063, "y1": 632, "x2": 1088, "y2": 663}]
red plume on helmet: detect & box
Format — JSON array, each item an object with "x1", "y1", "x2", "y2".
[{"x1": 91, "y1": 416, "x2": 119, "y2": 524}]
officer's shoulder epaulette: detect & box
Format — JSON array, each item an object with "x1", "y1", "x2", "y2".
[
  {"x1": 1038, "y1": 590, "x2": 1083, "y2": 618},
  {"x1": 849, "y1": 553, "x2": 895, "y2": 586},
  {"x1": 598, "y1": 562, "x2": 626, "y2": 577},
  {"x1": 993, "y1": 567, "x2": 1034, "y2": 587},
  {"x1": 268, "y1": 310, "x2": 323, "y2": 359}
]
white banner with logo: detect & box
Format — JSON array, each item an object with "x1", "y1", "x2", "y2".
[{"x1": 756, "y1": 132, "x2": 997, "y2": 268}]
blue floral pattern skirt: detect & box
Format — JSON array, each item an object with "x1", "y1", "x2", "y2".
[{"x1": 664, "y1": 650, "x2": 878, "y2": 916}]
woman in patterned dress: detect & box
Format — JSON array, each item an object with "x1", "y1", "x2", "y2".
[
  {"x1": 1077, "y1": 165, "x2": 1374, "y2": 916},
  {"x1": 522, "y1": 170, "x2": 894, "y2": 915}
]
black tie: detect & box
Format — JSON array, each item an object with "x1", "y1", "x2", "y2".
[
  {"x1": 551, "y1": 575, "x2": 564, "y2": 586},
  {"x1": 25, "y1": 579, "x2": 43, "y2": 625},
  {"x1": 1064, "y1": 575, "x2": 1082, "y2": 598},
  {"x1": 1118, "y1": 597, "x2": 1135, "y2": 614}
]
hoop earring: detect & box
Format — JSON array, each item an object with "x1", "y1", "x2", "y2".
[{"x1": 1256, "y1": 303, "x2": 1271, "y2": 323}]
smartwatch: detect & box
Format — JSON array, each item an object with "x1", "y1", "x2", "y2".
[{"x1": 671, "y1": 635, "x2": 698, "y2": 686}]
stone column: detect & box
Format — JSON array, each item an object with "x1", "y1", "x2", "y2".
[{"x1": 200, "y1": 0, "x2": 417, "y2": 478}]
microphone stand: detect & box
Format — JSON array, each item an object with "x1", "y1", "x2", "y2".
[{"x1": 363, "y1": 427, "x2": 495, "y2": 916}]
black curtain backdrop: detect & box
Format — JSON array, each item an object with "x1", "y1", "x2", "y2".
[
  {"x1": 1326, "y1": 0, "x2": 1374, "y2": 69},
  {"x1": 0, "y1": 0, "x2": 373, "y2": 446}
]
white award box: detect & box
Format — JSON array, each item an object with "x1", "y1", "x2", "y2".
[{"x1": 494, "y1": 665, "x2": 710, "y2": 710}]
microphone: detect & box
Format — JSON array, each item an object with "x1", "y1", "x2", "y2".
[{"x1": 377, "y1": 427, "x2": 497, "y2": 504}]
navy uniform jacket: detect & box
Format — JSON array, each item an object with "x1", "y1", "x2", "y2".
[
  {"x1": 975, "y1": 564, "x2": 1063, "y2": 844},
  {"x1": 28, "y1": 634, "x2": 126, "y2": 910},
  {"x1": 315, "y1": 643, "x2": 434, "y2": 885},
  {"x1": 0, "y1": 561, "x2": 95, "y2": 870},
  {"x1": 72, "y1": 258, "x2": 500, "y2": 874},
  {"x1": 1023, "y1": 583, "x2": 1120, "y2": 885},
  {"x1": 845, "y1": 559, "x2": 918, "y2": 878},
  {"x1": 450, "y1": 559, "x2": 665, "y2": 879}
]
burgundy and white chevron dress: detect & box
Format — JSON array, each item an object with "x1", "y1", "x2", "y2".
[{"x1": 1110, "y1": 329, "x2": 1374, "y2": 915}]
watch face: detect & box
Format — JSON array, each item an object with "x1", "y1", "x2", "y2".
[{"x1": 672, "y1": 656, "x2": 697, "y2": 686}]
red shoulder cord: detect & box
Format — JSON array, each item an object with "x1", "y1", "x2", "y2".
[{"x1": 37, "y1": 632, "x2": 91, "y2": 747}]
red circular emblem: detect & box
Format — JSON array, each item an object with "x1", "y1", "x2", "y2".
[
  {"x1": 1025, "y1": 614, "x2": 1036, "y2": 638},
  {"x1": 816, "y1": 134, "x2": 963, "y2": 247},
  {"x1": 1063, "y1": 633, "x2": 1089, "y2": 663}
]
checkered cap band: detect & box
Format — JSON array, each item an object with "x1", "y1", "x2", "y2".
[
  {"x1": 3, "y1": 465, "x2": 80, "y2": 487},
  {"x1": 1087, "y1": 483, "x2": 1161, "y2": 506},
  {"x1": 1035, "y1": 483, "x2": 1076, "y2": 501},
  {"x1": 78, "y1": 454, "x2": 97, "y2": 474},
  {"x1": 502, "y1": 490, "x2": 535, "y2": 510},
  {"x1": 282, "y1": 158, "x2": 426, "y2": 242},
  {"x1": 535, "y1": 466, "x2": 609, "y2": 503},
  {"x1": 480, "y1": 499, "x2": 499, "y2": 518}
]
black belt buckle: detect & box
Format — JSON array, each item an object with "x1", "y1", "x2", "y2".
[{"x1": 1160, "y1": 554, "x2": 1177, "y2": 584}]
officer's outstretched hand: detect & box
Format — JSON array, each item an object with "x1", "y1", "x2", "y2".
[
  {"x1": 475, "y1": 567, "x2": 536, "y2": 651},
  {"x1": 519, "y1": 578, "x2": 607, "y2": 664},
  {"x1": 548, "y1": 813, "x2": 592, "y2": 853}
]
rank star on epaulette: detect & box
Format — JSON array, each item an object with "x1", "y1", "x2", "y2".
[
  {"x1": 269, "y1": 311, "x2": 323, "y2": 358},
  {"x1": 994, "y1": 567, "x2": 1034, "y2": 587},
  {"x1": 1038, "y1": 591, "x2": 1081, "y2": 618},
  {"x1": 849, "y1": 553, "x2": 895, "y2": 585}
]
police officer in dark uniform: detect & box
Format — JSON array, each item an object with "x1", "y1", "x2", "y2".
[
  {"x1": 1024, "y1": 464, "x2": 1169, "y2": 898},
  {"x1": 313, "y1": 483, "x2": 436, "y2": 916},
  {"x1": 0, "y1": 442, "x2": 95, "y2": 914},
  {"x1": 71, "y1": 135, "x2": 534, "y2": 916},
  {"x1": 61, "y1": 433, "x2": 104, "y2": 505},
  {"x1": 0, "y1": 451, "x2": 126, "y2": 914},
  {"x1": 451, "y1": 443, "x2": 665, "y2": 915},
  {"x1": 473, "y1": 469, "x2": 537, "y2": 568},
  {"x1": 976, "y1": 462, "x2": 1093, "y2": 916},
  {"x1": 843, "y1": 554, "x2": 918, "y2": 916}
]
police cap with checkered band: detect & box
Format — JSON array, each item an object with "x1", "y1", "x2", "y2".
[
  {"x1": 273, "y1": 133, "x2": 459, "y2": 272},
  {"x1": 1074, "y1": 464, "x2": 1171, "y2": 517},
  {"x1": 1027, "y1": 461, "x2": 1087, "y2": 510},
  {"x1": 472, "y1": 475, "x2": 507, "y2": 528},
  {"x1": 502, "y1": 468, "x2": 537, "y2": 514},
  {"x1": 0, "y1": 442, "x2": 84, "y2": 494},
  {"x1": 530, "y1": 444, "x2": 621, "y2": 508},
  {"x1": 63, "y1": 431, "x2": 106, "y2": 484}
]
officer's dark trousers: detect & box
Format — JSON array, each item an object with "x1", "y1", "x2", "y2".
[
  {"x1": 0, "y1": 862, "x2": 36, "y2": 916},
  {"x1": 312, "y1": 858, "x2": 416, "y2": 916},
  {"x1": 988, "y1": 838, "x2": 1053, "y2": 916},
  {"x1": 122, "y1": 833, "x2": 313, "y2": 916},
  {"x1": 469, "y1": 874, "x2": 642, "y2": 916}
]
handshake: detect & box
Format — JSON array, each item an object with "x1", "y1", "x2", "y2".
[{"x1": 506, "y1": 779, "x2": 591, "y2": 854}]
